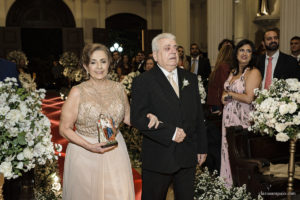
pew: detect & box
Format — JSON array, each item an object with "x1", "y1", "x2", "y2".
[{"x1": 226, "y1": 126, "x2": 300, "y2": 199}]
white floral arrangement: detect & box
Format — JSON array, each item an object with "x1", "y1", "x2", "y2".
[
  {"x1": 0, "y1": 77, "x2": 57, "y2": 179},
  {"x1": 107, "y1": 71, "x2": 120, "y2": 82},
  {"x1": 197, "y1": 75, "x2": 206, "y2": 104},
  {"x1": 7, "y1": 50, "x2": 29, "y2": 66},
  {"x1": 121, "y1": 71, "x2": 140, "y2": 95},
  {"x1": 249, "y1": 78, "x2": 300, "y2": 142},
  {"x1": 194, "y1": 167, "x2": 262, "y2": 200}
]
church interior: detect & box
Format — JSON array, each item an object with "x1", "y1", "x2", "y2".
[{"x1": 0, "y1": 0, "x2": 300, "y2": 200}]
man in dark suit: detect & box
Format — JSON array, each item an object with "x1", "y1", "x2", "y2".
[
  {"x1": 290, "y1": 36, "x2": 300, "y2": 66},
  {"x1": 131, "y1": 33, "x2": 207, "y2": 200},
  {"x1": 0, "y1": 58, "x2": 19, "y2": 81},
  {"x1": 256, "y1": 28, "x2": 300, "y2": 89},
  {"x1": 187, "y1": 43, "x2": 211, "y2": 88}
]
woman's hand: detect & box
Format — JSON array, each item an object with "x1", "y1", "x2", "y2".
[
  {"x1": 221, "y1": 91, "x2": 229, "y2": 105},
  {"x1": 146, "y1": 113, "x2": 161, "y2": 129},
  {"x1": 87, "y1": 142, "x2": 115, "y2": 154}
]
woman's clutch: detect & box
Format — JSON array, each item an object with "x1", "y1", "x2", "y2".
[{"x1": 96, "y1": 114, "x2": 118, "y2": 148}]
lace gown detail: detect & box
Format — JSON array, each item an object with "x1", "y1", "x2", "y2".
[
  {"x1": 62, "y1": 80, "x2": 134, "y2": 200},
  {"x1": 220, "y1": 69, "x2": 253, "y2": 187}
]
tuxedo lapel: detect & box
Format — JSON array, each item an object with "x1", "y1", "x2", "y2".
[
  {"x1": 153, "y1": 66, "x2": 180, "y2": 103},
  {"x1": 177, "y1": 68, "x2": 183, "y2": 98}
]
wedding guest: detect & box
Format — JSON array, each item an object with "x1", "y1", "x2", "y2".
[
  {"x1": 218, "y1": 39, "x2": 235, "y2": 51},
  {"x1": 144, "y1": 57, "x2": 155, "y2": 71},
  {"x1": 177, "y1": 45, "x2": 189, "y2": 70},
  {"x1": 256, "y1": 28, "x2": 300, "y2": 88},
  {"x1": 220, "y1": 39, "x2": 262, "y2": 187},
  {"x1": 131, "y1": 33, "x2": 207, "y2": 200},
  {"x1": 120, "y1": 54, "x2": 132, "y2": 75},
  {"x1": 59, "y1": 43, "x2": 159, "y2": 200},
  {"x1": 207, "y1": 45, "x2": 233, "y2": 114}
]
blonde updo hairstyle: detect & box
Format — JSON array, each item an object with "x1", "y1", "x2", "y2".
[{"x1": 81, "y1": 43, "x2": 112, "y2": 71}]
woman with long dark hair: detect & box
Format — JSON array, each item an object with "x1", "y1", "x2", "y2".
[{"x1": 220, "y1": 39, "x2": 262, "y2": 187}]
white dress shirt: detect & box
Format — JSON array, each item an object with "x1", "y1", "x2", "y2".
[{"x1": 191, "y1": 56, "x2": 199, "y2": 74}]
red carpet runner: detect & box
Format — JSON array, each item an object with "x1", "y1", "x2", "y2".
[{"x1": 41, "y1": 90, "x2": 142, "y2": 200}]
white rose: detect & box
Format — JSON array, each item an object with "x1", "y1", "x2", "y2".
[
  {"x1": 279, "y1": 104, "x2": 289, "y2": 115},
  {"x1": 275, "y1": 132, "x2": 289, "y2": 142},
  {"x1": 288, "y1": 102, "x2": 297, "y2": 114},
  {"x1": 294, "y1": 115, "x2": 300, "y2": 125},
  {"x1": 275, "y1": 123, "x2": 287, "y2": 132},
  {"x1": 0, "y1": 161, "x2": 13, "y2": 178},
  {"x1": 17, "y1": 152, "x2": 24, "y2": 160},
  {"x1": 16, "y1": 162, "x2": 23, "y2": 169},
  {"x1": 297, "y1": 133, "x2": 300, "y2": 139},
  {"x1": 23, "y1": 147, "x2": 34, "y2": 159},
  {"x1": 52, "y1": 182, "x2": 61, "y2": 191}
]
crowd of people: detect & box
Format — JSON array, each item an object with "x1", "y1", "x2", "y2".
[
  {"x1": 1, "y1": 27, "x2": 300, "y2": 200},
  {"x1": 58, "y1": 28, "x2": 300, "y2": 200}
]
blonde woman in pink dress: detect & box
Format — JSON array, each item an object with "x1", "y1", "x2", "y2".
[
  {"x1": 220, "y1": 39, "x2": 262, "y2": 187},
  {"x1": 59, "y1": 43, "x2": 159, "y2": 200}
]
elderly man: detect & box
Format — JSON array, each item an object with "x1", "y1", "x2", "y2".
[{"x1": 131, "y1": 33, "x2": 207, "y2": 200}]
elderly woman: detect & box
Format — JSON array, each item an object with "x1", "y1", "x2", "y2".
[
  {"x1": 220, "y1": 39, "x2": 262, "y2": 186},
  {"x1": 59, "y1": 43, "x2": 159, "y2": 200}
]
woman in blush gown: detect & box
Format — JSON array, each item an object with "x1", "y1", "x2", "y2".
[
  {"x1": 220, "y1": 39, "x2": 262, "y2": 187},
  {"x1": 59, "y1": 43, "x2": 159, "y2": 200}
]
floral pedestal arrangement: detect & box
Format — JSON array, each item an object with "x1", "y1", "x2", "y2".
[
  {"x1": 0, "y1": 78, "x2": 62, "y2": 199},
  {"x1": 249, "y1": 78, "x2": 300, "y2": 199}
]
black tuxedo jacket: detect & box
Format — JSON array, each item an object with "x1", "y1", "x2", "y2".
[
  {"x1": 187, "y1": 56, "x2": 211, "y2": 85},
  {"x1": 256, "y1": 52, "x2": 300, "y2": 80},
  {"x1": 130, "y1": 65, "x2": 207, "y2": 173}
]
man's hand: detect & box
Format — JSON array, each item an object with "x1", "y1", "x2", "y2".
[
  {"x1": 197, "y1": 154, "x2": 207, "y2": 166},
  {"x1": 146, "y1": 113, "x2": 161, "y2": 129},
  {"x1": 174, "y1": 128, "x2": 186, "y2": 143}
]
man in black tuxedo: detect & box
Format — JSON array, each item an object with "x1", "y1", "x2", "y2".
[
  {"x1": 256, "y1": 28, "x2": 300, "y2": 88},
  {"x1": 131, "y1": 33, "x2": 207, "y2": 200},
  {"x1": 187, "y1": 43, "x2": 211, "y2": 89},
  {"x1": 0, "y1": 58, "x2": 19, "y2": 81}
]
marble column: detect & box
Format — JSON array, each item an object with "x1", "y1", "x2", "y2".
[
  {"x1": 162, "y1": 0, "x2": 190, "y2": 54},
  {"x1": 146, "y1": 0, "x2": 152, "y2": 29},
  {"x1": 280, "y1": 0, "x2": 300, "y2": 54},
  {"x1": 207, "y1": 0, "x2": 233, "y2": 66},
  {"x1": 0, "y1": 0, "x2": 5, "y2": 27},
  {"x1": 98, "y1": 0, "x2": 106, "y2": 28}
]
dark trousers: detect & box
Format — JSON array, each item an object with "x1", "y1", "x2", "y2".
[{"x1": 142, "y1": 167, "x2": 196, "y2": 200}]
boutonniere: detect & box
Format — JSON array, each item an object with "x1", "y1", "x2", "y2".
[{"x1": 182, "y1": 78, "x2": 190, "y2": 89}]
